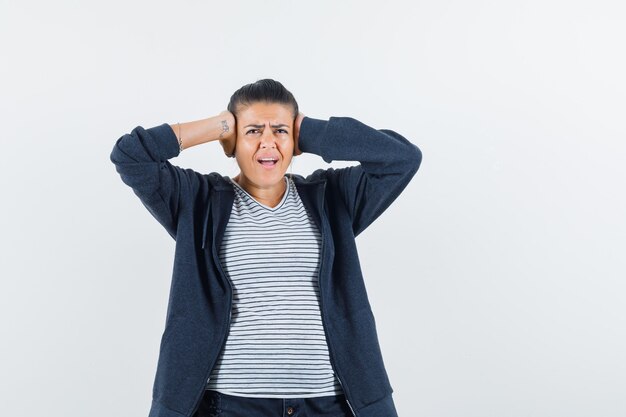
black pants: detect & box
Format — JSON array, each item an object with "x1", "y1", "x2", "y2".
[{"x1": 193, "y1": 389, "x2": 353, "y2": 417}]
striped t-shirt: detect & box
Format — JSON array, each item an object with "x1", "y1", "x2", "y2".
[{"x1": 205, "y1": 175, "x2": 344, "y2": 398}]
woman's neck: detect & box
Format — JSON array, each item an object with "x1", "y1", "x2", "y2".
[{"x1": 233, "y1": 174, "x2": 287, "y2": 208}]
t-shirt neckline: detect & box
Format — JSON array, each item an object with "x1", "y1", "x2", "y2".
[{"x1": 229, "y1": 176, "x2": 290, "y2": 211}]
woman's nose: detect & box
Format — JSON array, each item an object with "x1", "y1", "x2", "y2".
[{"x1": 260, "y1": 130, "x2": 277, "y2": 147}]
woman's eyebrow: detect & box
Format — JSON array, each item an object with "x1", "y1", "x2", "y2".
[{"x1": 244, "y1": 123, "x2": 289, "y2": 128}]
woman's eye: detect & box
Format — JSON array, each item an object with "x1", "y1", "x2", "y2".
[{"x1": 246, "y1": 129, "x2": 288, "y2": 135}]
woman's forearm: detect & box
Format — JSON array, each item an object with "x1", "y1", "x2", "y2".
[{"x1": 169, "y1": 112, "x2": 234, "y2": 150}]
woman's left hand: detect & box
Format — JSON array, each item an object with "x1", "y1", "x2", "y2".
[{"x1": 293, "y1": 112, "x2": 305, "y2": 156}]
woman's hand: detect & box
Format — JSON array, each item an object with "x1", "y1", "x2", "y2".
[
  {"x1": 217, "y1": 110, "x2": 237, "y2": 157},
  {"x1": 293, "y1": 112, "x2": 305, "y2": 156}
]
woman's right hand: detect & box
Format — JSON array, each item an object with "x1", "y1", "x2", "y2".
[
  {"x1": 293, "y1": 112, "x2": 305, "y2": 156},
  {"x1": 217, "y1": 110, "x2": 237, "y2": 157}
]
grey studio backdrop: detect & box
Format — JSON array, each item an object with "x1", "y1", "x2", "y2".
[{"x1": 1, "y1": 1, "x2": 625, "y2": 416}]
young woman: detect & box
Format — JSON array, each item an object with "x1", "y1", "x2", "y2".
[{"x1": 110, "y1": 79, "x2": 422, "y2": 417}]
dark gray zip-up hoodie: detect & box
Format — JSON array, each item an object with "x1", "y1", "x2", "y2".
[{"x1": 110, "y1": 115, "x2": 422, "y2": 417}]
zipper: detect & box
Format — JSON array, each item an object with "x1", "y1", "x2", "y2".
[
  {"x1": 337, "y1": 375, "x2": 357, "y2": 417},
  {"x1": 189, "y1": 245, "x2": 233, "y2": 417},
  {"x1": 316, "y1": 182, "x2": 358, "y2": 417}
]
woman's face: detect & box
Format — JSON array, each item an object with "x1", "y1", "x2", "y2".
[{"x1": 234, "y1": 101, "x2": 295, "y2": 189}]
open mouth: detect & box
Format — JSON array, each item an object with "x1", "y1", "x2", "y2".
[{"x1": 257, "y1": 157, "x2": 279, "y2": 167}]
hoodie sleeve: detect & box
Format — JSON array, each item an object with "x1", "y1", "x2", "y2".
[
  {"x1": 109, "y1": 122, "x2": 204, "y2": 240},
  {"x1": 297, "y1": 116, "x2": 422, "y2": 237}
]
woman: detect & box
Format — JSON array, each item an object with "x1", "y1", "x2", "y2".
[{"x1": 110, "y1": 79, "x2": 422, "y2": 417}]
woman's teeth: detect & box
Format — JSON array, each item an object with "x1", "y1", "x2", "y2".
[{"x1": 258, "y1": 158, "x2": 277, "y2": 165}]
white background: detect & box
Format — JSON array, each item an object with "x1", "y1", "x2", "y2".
[{"x1": 1, "y1": 1, "x2": 625, "y2": 416}]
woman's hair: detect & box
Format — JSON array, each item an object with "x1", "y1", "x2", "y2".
[{"x1": 227, "y1": 78, "x2": 299, "y2": 119}]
